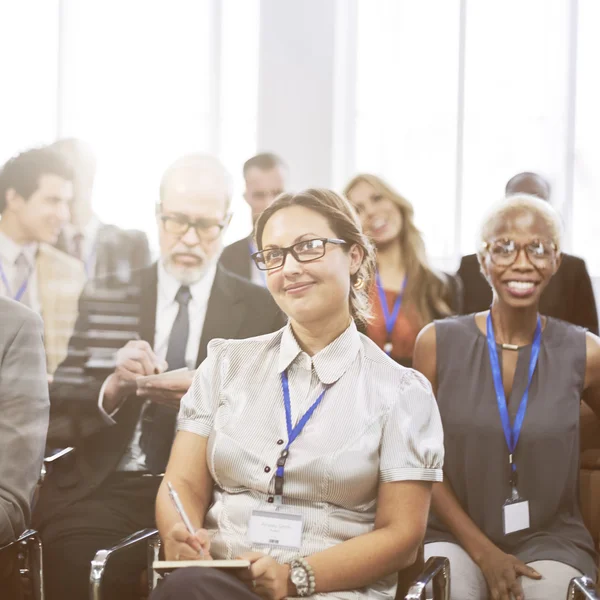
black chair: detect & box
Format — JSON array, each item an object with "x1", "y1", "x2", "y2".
[
  {"x1": 0, "y1": 529, "x2": 44, "y2": 600},
  {"x1": 89, "y1": 529, "x2": 450, "y2": 600}
]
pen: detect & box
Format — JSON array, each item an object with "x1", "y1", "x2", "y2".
[{"x1": 167, "y1": 481, "x2": 204, "y2": 557}]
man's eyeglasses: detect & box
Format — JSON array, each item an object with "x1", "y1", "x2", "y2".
[
  {"x1": 252, "y1": 238, "x2": 346, "y2": 271},
  {"x1": 159, "y1": 214, "x2": 230, "y2": 241},
  {"x1": 482, "y1": 238, "x2": 558, "y2": 268}
]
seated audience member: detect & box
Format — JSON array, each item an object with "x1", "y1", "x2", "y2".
[
  {"x1": 344, "y1": 174, "x2": 461, "y2": 367},
  {"x1": 413, "y1": 194, "x2": 600, "y2": 600},
  {"x1": 0, "y1": 147, "x2": 85, "y2": 374},
  {"x1": 458, "y1": 171, "x2": 598, "y2": 334},
  {"x1": 150, "y1": 189, "x2": 444, "y2": 600},
  {"x1": 219, "y1": 152, "x2": 288, "y2": 285},
  {"x1": 33, "y1": 154, "x2": 285, "y2": 600},
  {"x1": 0, "y1": 298, "x2": 49, "y2": 596},
  {"x1": 51, "y1": 137, "x2": 151, "y2": 284}
]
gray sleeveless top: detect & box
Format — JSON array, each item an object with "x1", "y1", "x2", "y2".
[{"x1": 425, "y1": 315, "x2": 597, "y2": 578}]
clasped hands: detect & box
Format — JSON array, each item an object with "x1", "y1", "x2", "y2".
[
  {"x1": 103, "y1": 340, "x2": 195, "y2": 412},
  {"x1": 164, "y1": 523, "x2": 291, "y2": 600}
]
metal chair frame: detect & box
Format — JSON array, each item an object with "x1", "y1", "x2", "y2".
[
  {"x1": 568, "y1": 576, "x2": 600, "y2": 600},
  {"x1": 0, "y1": 528, "x2": 45, "y2": 600}
]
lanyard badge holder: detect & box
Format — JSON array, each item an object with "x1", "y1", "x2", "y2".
[
  {"x1": 248, "y1": 371, "x2": 327, "y2": 550},
  {"x1": 486, "y1": 312, "x2": 541, "y2": 536},
  {"x1": 375, "y1": 272, "x2": 407, "y2": 355}
]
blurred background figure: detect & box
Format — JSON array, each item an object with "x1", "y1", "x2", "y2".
[
  {"x1": 0, "y1": 298, "x2": 49, "y2": 598},
  {"x1": 458, "y1": 171, "x2": 598, "y2": 334},
  {"x1": 0, "y1": 147, "x2": 85, "y2": 374},
  {"x1": 34, "y1": 153, "x2": 284, "y2": 600},
  {"x1": 51, "y1": 138, "x2": 151, "y2": 286},
  {"x1": 345, "y1": 174, "x2": 461, "y2": 367},
  {"x1": 219, "y1": 152, "x2": 288, "y2": 285}
]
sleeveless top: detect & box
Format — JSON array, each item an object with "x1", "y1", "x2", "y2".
[{"x1": 425, "y1": 314, "x2": 597, "y2": 578}]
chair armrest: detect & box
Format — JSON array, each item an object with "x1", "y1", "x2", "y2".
[
  {"x1": 568, "y1": 576, "x2": 599, "y2": 600},
  {"x1": 404, "y1": 556, "x2": 450, "y2": 600},
  {"x1": 40, "y1": 447, "x2": 75, "y2": 484},
  {"x1": 0, "y1": 529, "x2": 40, "y2": 555},
  {"x1": 89, "y1": 528, "x2": 158, "y2": 600},
  {"x1": 0, "y1": 529, "x2": 44, "y2": 600}
]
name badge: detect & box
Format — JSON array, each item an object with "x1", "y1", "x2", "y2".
[
  {"x1": 248, "y1": 509, "x2": 303, "y2": 549},
  {"x1": 502, "y1": 499, "x2": 530, "y2": 535}
]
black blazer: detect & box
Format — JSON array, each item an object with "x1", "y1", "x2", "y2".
[
  {"x1": 56, "y1": 223, "x2": 152, "y2": 286},
  {"x1": 34, "y1": 264, "x2": 285, "y2": 527},
  {"x1": 219, "y1": 236, "x2": 253, "y2": 280},
  {"x1": 457, "y1": 252, "x2": 599, "y2": 335}
]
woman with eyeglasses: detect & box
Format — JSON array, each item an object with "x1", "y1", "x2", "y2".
[
  {"x1": 149, "y1": 189, "x2": 444, "y2": 600},
  {"x1": 413, "y1": 194, "x2": 600, "y2": 600},
  {"x1": 344, "y1": 174, "x2": 461, "y2": 367}
]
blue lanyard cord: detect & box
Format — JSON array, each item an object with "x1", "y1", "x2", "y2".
[
  {"x1": 0, "y1": 262, "x2": 30, "y2": 302},
  {"x1": 375, "y1": 272, "x2": 407, "y2": 347},
  {"x1": 273, "y1": 372, "x2": 327, "y2": 501},
  {"x1": 486, "y1": 312, "x2": 542, "y2": 483}
]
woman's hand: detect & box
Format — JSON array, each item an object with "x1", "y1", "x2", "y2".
[
  {"x1": 236, "y1": 552, "x2": 291, "y2": 600},
  {"x1": 477, "y1": 546, "x2": 541, "y2": 600},
  {"x1": 162, "y1": 523, "x2": 212, "y2": 561}
]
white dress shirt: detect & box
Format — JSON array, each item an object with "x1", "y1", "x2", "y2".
[
  {"x1": 0, "y1": 230, "x2": 41, "y2": 314},
  {"x1": 99, "y1": 260, "x2": 217, "y2": 471},
  {"x1": 179, "y1": 321, "x2": 444, "y2": 599}
]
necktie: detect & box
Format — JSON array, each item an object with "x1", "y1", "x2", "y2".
[
  {"x1": 140, "y1": 285, "x2": 192, "y2": 474},
  {"x1": 14, "y1": 253, "x2": 32, "y2": 307}
]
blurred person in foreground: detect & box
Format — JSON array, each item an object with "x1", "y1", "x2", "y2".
[
  {"x1": 51, "y1": 137, "x2": 151, "y2": 284},
  {"x1": 0, "y1": 298, "x2": 49, "y2": 598},
  {"x1": 220, "y1": 152, "x2": 288, "y2": 285},
  {"x1": 345, "y1": 174, "x2": 461, "y2": 367},
  {"x1": 0, "y1": 147, "x2": 85, "y2": 374},
  {"x1": 33, "y1": 153, "x2": 284, "y2": 600},
  {"x1": 150, "y1": 188, "x2": 443, "y2": 600},
  {"x1": 457, "y1": 171, "x2": 598, "y2": 334},
  {"x1": 414, "y1": 194, "x2": 600, "y2": 600}
]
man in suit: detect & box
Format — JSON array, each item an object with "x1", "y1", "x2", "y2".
[
  {"x1": 33, "y1": 153, "x2": 285, "y2": 600},
  {"x1": 219, "y1": 152, "x2": 288, "y2": 285},
  {"x1": 457, "y1": 171, "x2": 598, "y2": 334},
  {"x1": 51, "y1": 138, "x2": 152, "y2": 286},
  {"x1": 0, "y1": 298, "x2": 49, "y2": 597},
  {"x1": 0, "y1": 147, "x2": 86, "y2": 373}
]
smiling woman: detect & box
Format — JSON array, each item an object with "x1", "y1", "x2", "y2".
[{"x1": 412, "y1": 194, "x2": 600, "y2": 600}]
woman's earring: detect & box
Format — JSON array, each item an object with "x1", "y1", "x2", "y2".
[{"x1": 353, "y1": 276, "x2": 364, "y2": 290}]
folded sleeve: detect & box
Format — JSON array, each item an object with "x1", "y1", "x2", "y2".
[
  {"x1": 177, "y1": 338, "x2": 227, "y2": 438},
  {"x1": 379, "y1": 371, "x2": 444, "y2": 483}
]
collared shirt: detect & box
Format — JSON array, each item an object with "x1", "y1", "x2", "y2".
[
  {"x1": 99, "y1": 261, "x2": 218, "y2": 471},
  {"x1": 63, "y1": 214, "x2": 102, "y2": 276},
  {"x1": 0, "y1": 230, "x2": 41, "y2": 314},
  {"x1": 178, "y1": 321, "x2": 444, "y2": 599}
]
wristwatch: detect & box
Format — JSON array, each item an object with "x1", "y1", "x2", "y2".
[{"x1": 289, "y1": 557, "x2": 315, "y2": 597}]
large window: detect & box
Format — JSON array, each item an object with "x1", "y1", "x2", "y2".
[{"x1": 353, "y1": 0, "x2": 600, "y2": 274}]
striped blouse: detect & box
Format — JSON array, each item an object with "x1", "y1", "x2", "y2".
[{"x1": 178, "y1": 321, "x2": 444, "y2": 599}]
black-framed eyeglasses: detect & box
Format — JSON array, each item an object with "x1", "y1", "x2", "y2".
[
  {"x1": 159, "y1": 213, "x2": 230, "y2": 241},
  {"x1": 482, "y1": 238, "x2": 558, "y2": 267},
  {"x1": 252, "y1": 238, "x2": 347, "y2": 271}
]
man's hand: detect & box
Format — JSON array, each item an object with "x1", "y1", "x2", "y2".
[
  {"x1": 477, "y1": 546, "x2": 542, "y2": 600},
  {"x1": 136, "y1": 369, "x2": 195, "y2": 410},
  {"x1": 236, "y1": 552, "x2": 291, "y2": 600},
  {"x1": 103, "y1": 340, "x2": 167, "y2": 413}
]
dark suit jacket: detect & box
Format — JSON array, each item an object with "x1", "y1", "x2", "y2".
[
  {"x1": 57, "y1": 223, "x2": 151, "y2": 286},
  {"x1": 34, "y1": 264, "x2": 285, "y2": 527},
  {"x1": 457, "y1": 252, "x2": 599, "y2": 334},
  {"x1": 219, "y1": 236, "x2": 252, "y2": 280}
]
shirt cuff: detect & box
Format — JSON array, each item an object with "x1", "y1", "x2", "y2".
[
  {"x1": 98, "y1": 375, "x2": 121, "y2": 425},
  {"x1": 380, "y1": 467, "x2": 443, "y2": 483}
]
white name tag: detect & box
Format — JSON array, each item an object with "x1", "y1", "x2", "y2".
[
  {"x1": 248, "y1": 509, "x2": 303, "y2": 549},
  {"x1": 503, "y1": 499, "x2": 530, "y2": 535}
]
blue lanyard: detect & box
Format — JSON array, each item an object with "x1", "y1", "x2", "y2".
[
  {"x1": 272, "y1": 371, "x2": 327, "y2": 503},
  {"x1": 375, "y1": 272, "x2": 407, "y2": 354},
  {"x1": 248, "y1": 239, "x2": 266, "y2": 286},
  {"x1": 0, "y1": 262, "x2": 30, "y2": 302},
  {"x1": 486, "y1": 311, "x2": 542, "y2": 490}
]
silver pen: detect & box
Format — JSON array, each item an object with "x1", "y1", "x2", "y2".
[{"x1": 167, "y1": 481, "x2": 204, "y2": 556}]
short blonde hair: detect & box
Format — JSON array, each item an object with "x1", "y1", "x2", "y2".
[
  {"x1": 254, "y1": 188, "x2": 376, "y2": 326},
  {"x1": 479, "y1": 193, "x2": 563, "y2": 253}
]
